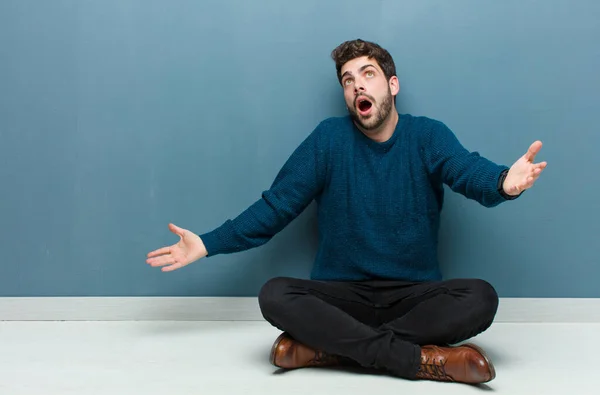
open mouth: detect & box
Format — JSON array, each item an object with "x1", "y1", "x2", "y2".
[{"x1": 356, "y1": 97, "x2": 373, "y2": 115}]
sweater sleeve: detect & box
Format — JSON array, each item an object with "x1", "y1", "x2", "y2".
[
  {"x1": 421, "y1": 119, "x2": 509, "y2": 207},
  {"x1": 198, "y1": 123, "x2": 328, "y2": 256}
]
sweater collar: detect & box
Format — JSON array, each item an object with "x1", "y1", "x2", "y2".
[{"x1": 351, "y1": 112, "x2": 403, "y2": 152}]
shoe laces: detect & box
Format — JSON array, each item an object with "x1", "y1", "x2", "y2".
[{"x1": 419, "y1": 356, "x2": 452, "y2": 381}]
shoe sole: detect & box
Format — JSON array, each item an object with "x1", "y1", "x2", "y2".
[
  {"x1": 462, "y1": 343, "x2": 496, "y2": 382},
  {"x1": 269, "y1": 332, "x2": 288, "y2": 367}
]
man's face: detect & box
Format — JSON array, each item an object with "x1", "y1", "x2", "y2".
[{"x1": 340, "y1": 56, "x2": 399, "y2": 131}]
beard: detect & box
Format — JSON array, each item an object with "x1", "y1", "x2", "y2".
[{"x1": 348, "y1": 88, "x2": 394, "y2": 131}]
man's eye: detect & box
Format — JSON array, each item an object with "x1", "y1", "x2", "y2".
[
  {"x1": 344, "y1": 79, "x2": 353, "y2": 86},
  {"x1": 366, "y1": 71, "x2": 374, "y2": 77}
]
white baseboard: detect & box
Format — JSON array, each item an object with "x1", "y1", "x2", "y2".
[
  {"x1": 0, "y1": 297, "x2": 262, "y2": 321},
  {"x1": 495, "y1": 298, "x2": 600, "y2": 323},
  {"x1": 0, "y1": 297, "x2": 599, "y2": 322}
]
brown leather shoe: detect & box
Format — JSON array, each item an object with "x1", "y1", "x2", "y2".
[
  {"x1": 416, "y1": 343, "x2": 496, "y2": 384},
  {"x1": 269, "y1": 332, "x2": 339, "y2": 369}
]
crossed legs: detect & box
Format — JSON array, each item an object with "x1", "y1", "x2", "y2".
[{"x1": 258, "y1": 277, "x2": 498, "y2": 379}]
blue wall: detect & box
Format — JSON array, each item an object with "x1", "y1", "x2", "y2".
[{"x1": 1, "y1": 0, "x2": 598, "y2": 297}]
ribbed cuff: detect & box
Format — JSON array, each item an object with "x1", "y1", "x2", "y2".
[
  {"x1": 479, "y1": 165, "x2": 513, "y2": 206},
  {"x1": 198, "y1": 221, "x2": 238, "y2": 257}
]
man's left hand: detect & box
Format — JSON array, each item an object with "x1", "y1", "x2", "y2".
[{"x1": 503, "y1": 141, "x2": 547, "y2": 196}]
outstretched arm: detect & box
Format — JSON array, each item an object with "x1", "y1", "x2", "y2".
[
  {"x1": 147, "y1": 124, "x2": 328, "y2": 271},
  {"x1": 198, "y1": 123, "x2": 328, "y2": 256},
  {"x1": 421, "y1": 120, "x2": 545, "y2": 207}
]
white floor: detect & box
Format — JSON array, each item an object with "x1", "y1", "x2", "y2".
[{"x1": 0, "y1": 321, "x2": 596, "y2": 395}]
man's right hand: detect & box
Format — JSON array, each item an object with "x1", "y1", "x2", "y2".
[{"x1": 146, "y1": 223, "x2": 208, "y2": 272}]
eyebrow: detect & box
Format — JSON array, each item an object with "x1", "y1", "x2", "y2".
[{"x1": 341, "y1": 64, "x2": 377, "y2": 80}]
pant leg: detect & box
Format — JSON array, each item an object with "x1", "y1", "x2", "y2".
[
  {"x1": 376, "y1": 278, "x2": 499, "y2": 346},
  {"x1": 258, "y1": 277, "x2": 421, "y2": 378}
]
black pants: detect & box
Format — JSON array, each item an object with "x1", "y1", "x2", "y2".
[{"x1": 258, "y1": 277, "x2": 499, "y2": 379}]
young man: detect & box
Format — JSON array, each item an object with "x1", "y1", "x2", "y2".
[{"x1": 147, "y1": 39, "x2": 546, "y2": 384}]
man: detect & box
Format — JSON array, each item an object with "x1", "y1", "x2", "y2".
[{"x1": 146, "y1": 39, "x2": 546, "y2": 384}]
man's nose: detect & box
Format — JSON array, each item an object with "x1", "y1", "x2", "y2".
[{"x1": 354, "y1": 79, "x2": 366, "y2": 94}]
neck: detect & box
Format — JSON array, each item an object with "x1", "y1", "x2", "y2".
[{"x1": 355, "y1": 110, "x2": 399, "y2": 143}]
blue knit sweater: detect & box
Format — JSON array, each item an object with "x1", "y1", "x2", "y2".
[{"x1": 200, "y1": 113, "x2": 510, "y2": 282}]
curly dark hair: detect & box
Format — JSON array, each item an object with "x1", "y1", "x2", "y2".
[{"x1": 331, "y1": 39, "x2": 397, "y2": 85}]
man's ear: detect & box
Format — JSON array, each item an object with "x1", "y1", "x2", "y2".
[{"x1": 389, "y1": 76, "x2": 400, "y2": 96}]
